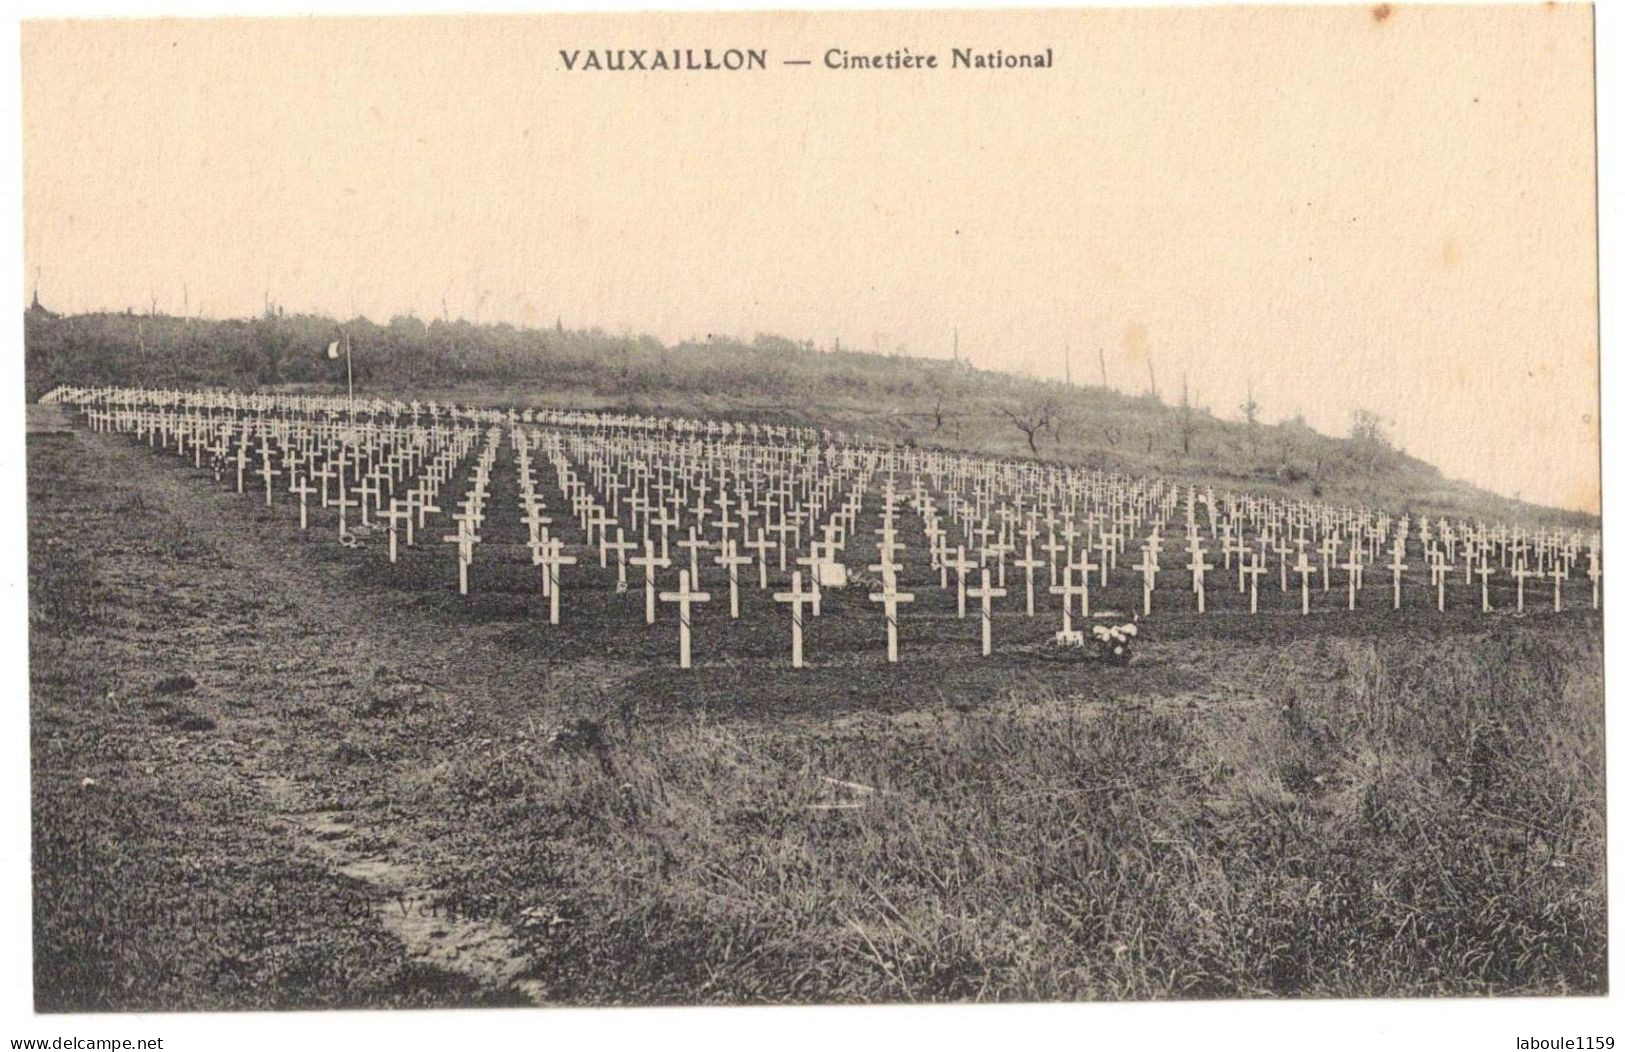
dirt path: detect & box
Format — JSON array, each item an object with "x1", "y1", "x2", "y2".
[
  {"x1": 257, "y1": 773, "x2": 547, "y2": 1003},
  {"x1": 30, "y1": 420, "x2": 573, "y2": 1006}
]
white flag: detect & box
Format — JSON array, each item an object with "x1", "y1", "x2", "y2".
[{"x1": 326, "y1": 340, "x2": 340, "y2": 360}]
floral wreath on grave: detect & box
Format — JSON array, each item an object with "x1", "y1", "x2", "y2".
[
  {"x1": 1049, "y1": 612, "x2": 1139, "y2": 663},
  {"x1": 1090, "y1": 617, "x2": 1139, "y2": 664}
]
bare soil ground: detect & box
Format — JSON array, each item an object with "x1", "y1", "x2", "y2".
[{"x1": 28, "y1": 416, "x2": 1606, "y2": 1010}]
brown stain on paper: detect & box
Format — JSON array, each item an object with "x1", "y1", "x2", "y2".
[{"x1": 1122, "y1": 322, "x2": 1150, "y2": 365}]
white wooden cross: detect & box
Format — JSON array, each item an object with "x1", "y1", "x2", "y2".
[
  {"x1": 678, "y1": 527, "x2": 711, "y2": 588},
  {"x1": 1188, "y1": 545, "x2": 1212, "y2": 614},
  {"x1": 355, "y1": 474, "x2": 379, "y2": 526},
  {"x1": 1318, "y1": 535, "x2": 1340, "y2": 593},
  {"x1": 651, "y1": 506, "x2": 679, "y2": 562},
  {"x1": 867, "y1": 570, "x2": 914, "y2": 663},
  {"x1": 415, "y1": 483, "x2": 441, "y2": 529},
  {"x1": 528, "y1": 525, "x2": 552, "y2": 590},
  {"x1": 367, "y1": 464, "x2": 392, "y2": 513},
  {"x1": 1475, "y1": 559, "x2": 1495, "y2": 613},
  {"x1": 768, "y1": 517, "x2": 798, "y2": 571},
  {"x1": 985, "y1": 536, "x2": 1013, "y2": 590},
  {"x1": 380, "y1": 498, "x2": 410, "y2": 563},
  {"x1": 629, "y1": 539, "x2": 671, "y2": 624},
  {"x1": 441, "y1": 517, "x2": 479, "y2": 596},
  {"x1": 1431, "y1": 552, "x2": 1454, "y2": 612},
  {"x1": 289, "y1": 475, "x2": 316, "y2": 531},
  {"x1": 793, "y1": 551, "x2": 827, "y2": 617},
  {"x1": 875, "y1": 523, "x2": 907, "y2": 567},
  {"x1": 1241, "y1": 550, "x2": 1267, "y2": 614},
  {"x1": 1041, "y1": 530, "x2": 1065, "y2": 588},
  {"x1": 587, "y1": 505, "x2": 612, "y2": 567},
  {"x1": 1133, "y1": 546, "x2": 1157, "y2": 615},
  {"x1": 1340, "y1": 551, "x2": 1360, "y2": 611},
  {"x1": 1388, "y1": 544, "x2": 1408, "y2": 610},
  {"x1": 313, "y1": 461, "x2": 336, "y2": 510},
  {"x1": 947, "y1": 545, "x2": 972, "y2": 619},
  {"x1": 1048, "y1": 564, "x2": 1086, "y2": 635},
  {"x1": 333, "y1": 487, "x2": 359, "y2": 544},
  {"x1": 1292, "y1": 549, "x2": 1316, "y2": 616},
  {"x1": 966, "y1": 568, "x2": 1007, "y2": 657},
  {"x1": 1511, "y1": 559, "x2": 1534, "y2": 612},
  {"x1": 520, "y1": 499, "x2": 552, "y2": 542},
  {"x1": 745, "y1": 528, "x2": 774, "y2": 589},
  {"x1": 1072, "y1": 550, "x2": 1099, "y2": 615},
  {"x1": 1013, "y1": 540, "x2": 1043, "y2": 617},
  {"x1": 605, "y1": 528, "x2": 637, "y2": 593},
  {"x1": 540, "y1": 536, "x2": 577, "y2": 625},
  {"x1": 774, "y1": 570, "x2": 816, "y2": 668},
  {"x1": 659, "y1": 569, "x2": 711, "y2": 669},
  {"x1": 714, "y1": 539, "x2": 752, "y2": 619},
  {"x1": 256, "y1": 446, "x2": 279, "y2": 508}
]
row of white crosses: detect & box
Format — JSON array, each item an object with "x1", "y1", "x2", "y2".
[
  {"x1": 49, "y1": 383, "x2": 876, "y2": 451},
  {"x1": 555, "y1": 429, "x2": 960, "y2": 667},
  {"x1": 99, "y1": 397, "x2": 1069, "y2": 667},
  {"x1": 65, "y1": 385, "x2": 1602, "y2": 672},
  {"x1": 56, "y1": 378, "x2": 1598, "y2": 570},
  {"x1": 89, "y1": 400, "x2": 484, "y2": 559},
  {"x1": 1133, "y1": 487, "x2": 1605, "y2": 617},
  {"x1": 553, "y1": 431, "x2": 863, "y2": 661},
  {"x1": 511, "y1": 428, "x2": 581, "y2": 624},
  {"x1": 438, "y1": 429, "x2": 502, "y2": 595},
  {"x1": 131, "y1": 400, "x2": 1612, "y2": 629}
]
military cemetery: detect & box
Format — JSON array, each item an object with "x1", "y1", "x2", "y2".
[{"x1": 20, "y1": 6, "x2": 1604, "y2": 1025}]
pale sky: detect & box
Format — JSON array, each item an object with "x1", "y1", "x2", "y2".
[{"x1": 21, "y1": 6, "x2": 1599, "y2": 511}]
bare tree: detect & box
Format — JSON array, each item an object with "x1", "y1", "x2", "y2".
[
  {"x1": 1349, "y1": 407, "x2": 1392, "y2": 474},
  {"x1": 1175, "y1": 373, "x2": 1199, "y2": 454},
  {"x1": 1240, "y1": 379, "x2": 1261, "y2": 456},
  {"x1": 1000, "y1": 398, "x2": 1058, "y2": 455},
  {"x1": 1276, "y1": 412, "x2": 1309, "y2": 478}
]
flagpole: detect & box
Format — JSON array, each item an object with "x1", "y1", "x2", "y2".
[{"x1": 345, "y1": 330, "x2": 354, "y2": 418}]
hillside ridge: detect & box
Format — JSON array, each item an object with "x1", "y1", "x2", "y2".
[{"x1": 22, "y1": 307, "x2": 1597, "y2": 530}]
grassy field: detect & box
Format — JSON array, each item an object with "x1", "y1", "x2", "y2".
[{"x1": 28, "y1": 414, "x2": 1605, "y2": 1010}]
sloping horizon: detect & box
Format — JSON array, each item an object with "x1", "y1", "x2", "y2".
[{"x1": 21, "y1": 7, "x2": 1599, "y2": 512}]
